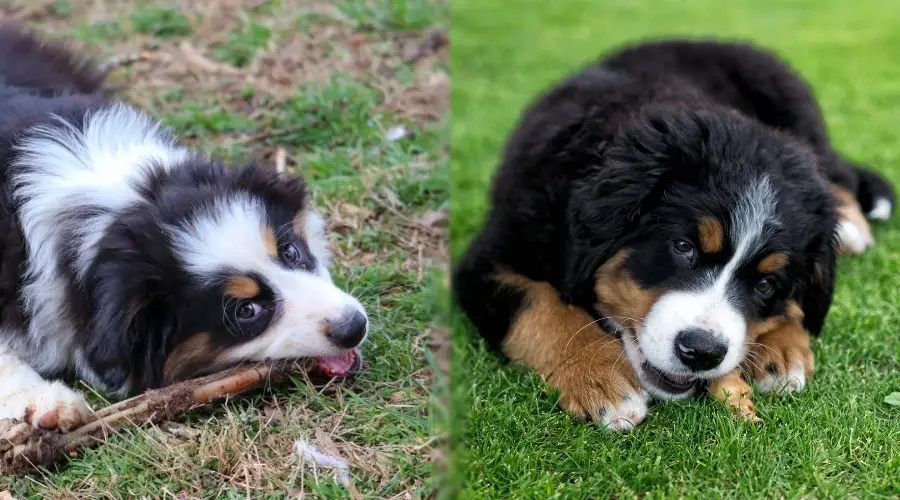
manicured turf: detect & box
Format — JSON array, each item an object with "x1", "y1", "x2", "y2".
[
  {"x1": 0, "y1": 1, "x2": 447, "y2": 498},
  {"x1": 451, "y1": 0, "x2": 900, "y2": 496}
]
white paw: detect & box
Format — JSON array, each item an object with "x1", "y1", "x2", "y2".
[
  {"x1": 867, "y1": 197, "x2": 892, "y2": 221},
  {"x1": 836, "y1": 219, "x2": 873, "y2": 254},
  {"x1": 756, "y1": 364, "x2": 807, "y2": 394},
  {"x1": 600, "y1": 390, "x2": 649, "y2": 431},
  {"x1": 0, "y1": 381, "x2": 91, "y2": 430}
]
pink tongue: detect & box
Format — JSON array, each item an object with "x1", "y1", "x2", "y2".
[
  {"x1": 313, "y1": 350, "x2": 361, "y2": 378},
  {"x1": 665, "y1": 372, "x2": 695, "y2": 384}
]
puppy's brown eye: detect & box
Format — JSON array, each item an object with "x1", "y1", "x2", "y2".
[
  {"x1": 280, "y1": 244, "x2": 300, "y2": 265},
  {"x1": 755, "y1": 278, "x2": 775, "y2": 299},
  {"x1": 672, "y1": 239, "x2": 694, "y2": 255},
  {"x1": 236, "y1": 302, "x2": 262, "y2": 322}
]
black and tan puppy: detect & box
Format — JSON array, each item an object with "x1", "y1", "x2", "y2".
[{"x1": 454, "y1": 39, "x2": 893, "y2": 429}]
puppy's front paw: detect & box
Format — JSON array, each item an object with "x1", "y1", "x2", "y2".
[
  {"x1": 747, "y1": 324, "x2": 814, "y2": 395},
  {"x1": 709, "y1": 371, "x2": 761, "y2": 423},
  {"x1": 0, "y1": 381, "x2": 92, "y2": 431},
  {"x1": 550, "y1": 362, "x2": 648, "y2": 431}
]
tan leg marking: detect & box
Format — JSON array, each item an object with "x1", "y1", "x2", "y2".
[
  {"x1": 832, "y1": 184, "x2": 873, "y2": 255},
  {"x1": 709, "y1": 370, "x2": 761, "y2": 423},
  {"x1": 745, "y1": 320, "x2": 815, "y2": 394},
  {"x1": 709, "y1": 300, "x2": 806, "y2": 421},
  {"x1": 496, "y1": 271, "x2": 647, "y2": 430}
]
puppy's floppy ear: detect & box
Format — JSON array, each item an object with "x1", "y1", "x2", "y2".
[
  {"x1": 79, "y1": 214, "x2": 176, "y2": 393},
  {"x1": 233, "y1": 163, "x2": 307, "y2": 213},
  {"x1": 800, "y1": 231, "x2": 839, "y2": 335},
  {"x1": 562, "y1": 111, "x2": 705, "y2": 304},
  {"x1": 563, "y1": 162, "x2": 661, "y2": 303}
]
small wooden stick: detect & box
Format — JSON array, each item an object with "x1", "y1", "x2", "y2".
[
  {"x1": 709, "y1": 370, "x2": 762, "y2": 423},
  {"x1": 0, "y1": 358, "x2": 341, "y2": 475}
]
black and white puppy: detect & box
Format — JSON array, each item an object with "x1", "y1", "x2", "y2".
[
  {"x1": 454, "y1": 39, "x2": 894, "y2": 429},
  {"x1": 0, "y1": 25, "x2": 368, "y2": 430}
]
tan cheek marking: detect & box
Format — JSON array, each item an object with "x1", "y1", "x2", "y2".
[
  {"x1": 757, "y1": 252, "x2": 789, "y2": 274},
  {"x1": 786, "y1": 299, "x2": 805, "y2": 322},
  {"x1": 226, "y1": 276, "x2": 260, "y2": 299},
  {"x1": 262, "y1": 227, "x2": 278, "y2": 258},
  {"x1": 698, "y1": 216, "x2": 724, "y2": 254},
  {"x1": 748, "y1": 316, "x2": 787, "y2": 340},
  {"x1": 747, "y1": 300, "x2": 804, "y2": 340},
  {"x1": 495, "y1": 270, "x2": 639, "y2": 420},
  {"x1": 594, "y1": 249, "x2": 662, "y2": 333},
  {"x1": 164, "y1": 332, "x2": 221, "y2": 384}
]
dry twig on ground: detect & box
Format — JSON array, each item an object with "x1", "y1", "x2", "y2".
[{"x1": 0, "y1": 359, "x2": 346, "y2": 475}]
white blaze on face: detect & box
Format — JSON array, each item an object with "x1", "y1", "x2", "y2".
[
  {"x1": 631, "y1": 178, "x2": 778, "y2": 384},
  {"x1": 170, "y1": 194, "x2": 367, "y2": 361}
]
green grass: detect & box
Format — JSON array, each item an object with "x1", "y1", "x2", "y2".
[
  {"x1": 339, "y1": 0, "x2": 446, "y2": 32},
  {"x1": 1, "y1": 0, "x2": 446, "y2": 497},
  {"x1": 130, "y1": 5, "x2": 193, "y2": 38},
  {"x1": 451, "y1": 0, "x2": 900, "y2": 497}
]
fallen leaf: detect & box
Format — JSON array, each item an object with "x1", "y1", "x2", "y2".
[
  {"x1": 884, "y1": 392, "x2": 900, "y2": 406},
  {"x1": 386, "y1": 125, "x2": 408, "y2": 141},
  {"x1": 314, "y1": 428, "x2": 344, "y2": 460},
  {"x1": 1, "y1": 491, "x2": 15, "y2": 500},
  {"x1": 417, "y1": 210, "x2": 448, "y2": 228}
]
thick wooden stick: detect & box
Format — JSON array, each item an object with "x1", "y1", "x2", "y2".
[{"x1": 0, "y1": 358, "x2": 334, "y2": 475}]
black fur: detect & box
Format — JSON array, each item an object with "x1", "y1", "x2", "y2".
[{"x1": 454, "y1": 39, "x2": 890, "y2": 352}]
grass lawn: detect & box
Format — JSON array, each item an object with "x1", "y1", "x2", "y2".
[
  {"x1": 0, "y1": 0, "x2": 447, "y2": 498},
  {"x1": 451, "y1": 0, "x2": 900, "y2": 496}
]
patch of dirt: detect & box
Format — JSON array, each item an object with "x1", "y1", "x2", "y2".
[{"x1": 2, "y1": 0, "x2": 448, "y2": 130}]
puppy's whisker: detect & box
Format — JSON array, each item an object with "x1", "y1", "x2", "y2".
[
  {"x1": 555, "y1": 335, "x2": 624, "y2": 374},
  {"x1": 562, "y1": 314, "x2": 643, "y2": 356}
]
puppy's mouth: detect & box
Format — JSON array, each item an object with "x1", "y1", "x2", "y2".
[
  {"x1": 312, "y1": 349, "x2": 364, "y2": 378},
  {"x1": 640, "y1": 362, "x2": 696, "y2": 393},
  {"x1": 618, "y1": 327, "x2": 698, "y2": 397}
]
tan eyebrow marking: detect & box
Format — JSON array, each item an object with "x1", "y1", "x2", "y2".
[
  {"x1": 225, "y1": 276, "x2": 260, "y2": 298},
  {"x1": 698, "y1": 216, "x2": 724, "y2": 253},
  {"x1": 757, "y1": 252, "x2": 789, "y2": 274}
]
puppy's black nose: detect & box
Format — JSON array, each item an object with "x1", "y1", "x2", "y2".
[
  {"x1": 325, "y1": 310, "x2": 368, "y2": 349},
  {"x1": 674, "y1": 329, "x2": 727, "y2": 371}
]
